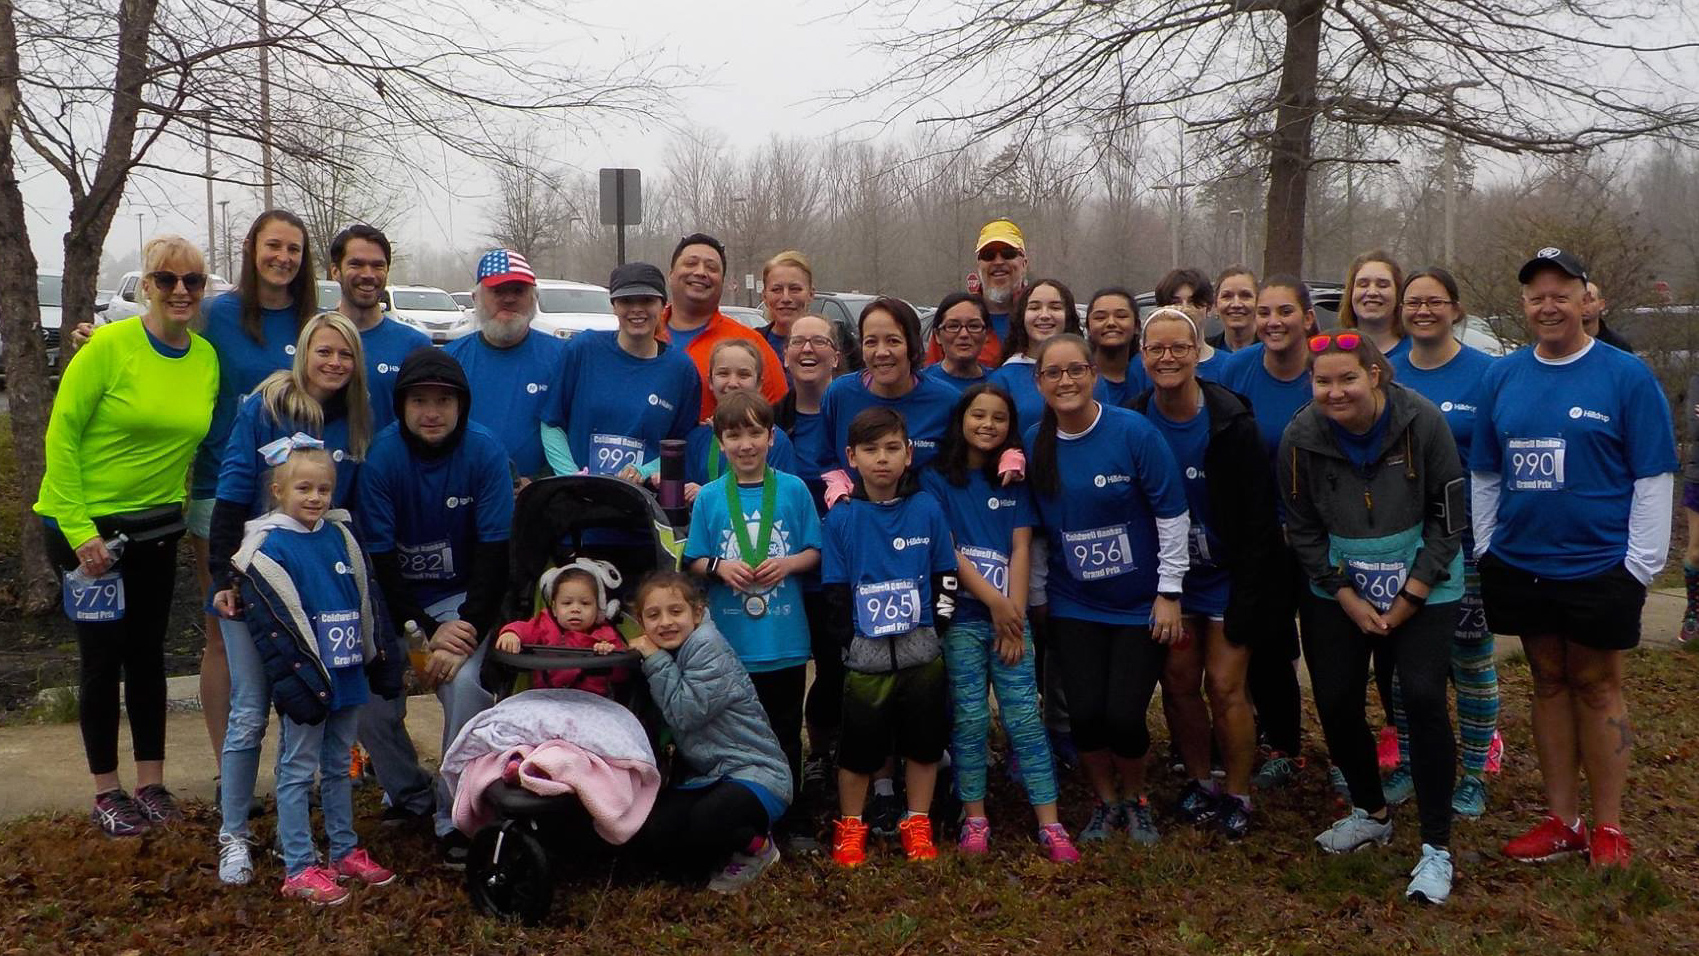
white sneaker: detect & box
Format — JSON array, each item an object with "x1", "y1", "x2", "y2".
[
  {"x1": 1314, "y1": 808, "x2": 1393, "y2": 853},
  {"x1": 1405, "y1": 843, "x2": 1454, "y2": 905},
  {"x1": 218, "y1": 831, "x2": 254, "y2": 886},
  {"x1": 707, "y1": 835, "x2": 780, "y2": 894}
]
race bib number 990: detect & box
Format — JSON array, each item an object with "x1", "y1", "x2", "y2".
[
  {"x1": 1506, "y1": 437, "x2": 1566, "y2": 491},
  {"x1": 316, "y1": 609, "x2": 364, "y2": 667},
  {"x1": 1061, "y1": 524, "x2": 1137, "y2": 581},
  {"x1": 1346, "y1": 558, "x2": 1408, "y2": 613},
  {"x1": 397, "y1": 540, "x2": 455, "y2": 580},
  {"x1": 590, "y1": 434, "x2": 645, "y2": 476},
  {"x1": 63, "y1": 572, "x2": 125, "y2": 622},
  {"x1": 960, "y1": 545, "x2": 1010, "y2": 596},
  {"x1": 855, "y1": 579, "x2": 922, "y2": 638}
]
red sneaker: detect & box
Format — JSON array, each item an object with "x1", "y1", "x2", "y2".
[
  {"x1": 1377, "y1": 726, "x2": 1400, "y2": 771},
  {"x1": 1503, "y1": 813, "x2": 1588, "y2": 863},
  {"x1": 898, "y1": 814, "x2": 938, "y2": 861},
  {"x1": 832, "y1": 817, "x2": 869, "y2": 869},
  {"x1": 334, "y1": 848, "x2": 396, "y2": 886},
  {"x1": 281, "y1": 866, "x2": 350, "y2": 906},
  {"x1": 1589, "y1": 825, "x2": 1633, "y2": 869}
]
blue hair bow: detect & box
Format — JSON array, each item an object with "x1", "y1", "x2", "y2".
[{"x1": 258, "y1": 432, "x2": 326, "y2": 467}]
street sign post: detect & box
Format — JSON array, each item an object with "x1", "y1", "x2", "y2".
[{"x1": 599, "y1": 168, "x2": 643, "y2": 266}]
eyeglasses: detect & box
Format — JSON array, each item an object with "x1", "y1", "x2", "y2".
[
  {"x1": 148, "y1": 271, "x2": 207, "y2": 293},
  {"x1": 1308, "y1": 332, "x2": 1361, "y2": 353},
  {"x1": 977, "y1": 247, "x2": 1022, "y2": 262},
  {"x1": 939, "y1": 321, "x2": 986, "y2": 335},
  {"x1": 1401, "y1": 298, "x2": 1454, "y2": 312},
  {"x1": 1036, "y1": 362, "x2": 1094, "y2": 384},
  {"x1": 787, "y1": 335, "x2": 837, "y2": 352},
  {"x1": 1141, "y1": 342, "x2": 1195, "y2": 358}
]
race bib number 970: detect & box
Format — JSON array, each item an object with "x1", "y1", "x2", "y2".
[
  {"x1": 397, "y1": 540, "x2": 455, "y2": 580},
  {"x1": 855, "y1": 579, "x2": 922, "y2": 638},
  {"x1": 590, "y1": 433, "x2": 645, "y2": 476},
  {"x1": 316, "y1": 609, "x2": 364, "y2": 667},
  {"x1": 1346, "y1": 558, "x2": 1408, "y2": 613},
  {"x1": 1506, "y1": 437, "x2": 1566, "y2": 491},
  {"x1": 960, "y1": 545, "x2": 1010, "y2": 596},
  {"x1": 1061, "y1": 524, "x2": 1137, "y2": 581},
  {"x1": 63, "y1": 572, "x2": 125, "y2": 622}
]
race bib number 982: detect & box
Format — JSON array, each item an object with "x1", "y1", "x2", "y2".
[
  {"x1": 855, "y1": 579, "x2": 921, "y2": 638},
  {"x1": 397, "y1": 540, "x2": 455, "y2": 580},
  {"x1": 1506, "y1": 437, "x2": 1566, "y2": 491},
  {"x1": 1061, "y1": 524, "x2": 1137, "y2": 581}
]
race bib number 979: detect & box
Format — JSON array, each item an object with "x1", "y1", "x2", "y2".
[
  {"x1": 63, "y1": 572, "x2": 125, "y2": 622},
  {"x1": 855, "y1": 579, "x2": 921, "y2": 638},
  {"x1": 1061, "y1": 524, "x2": 1136, "y2": 581},
  {"x1": 1506, "y1": 437, "x2": 1566, "y2": 491}
]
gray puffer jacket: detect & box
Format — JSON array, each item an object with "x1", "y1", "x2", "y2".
[{"x1": 640, "y1": 618, "x2": 793, "y2": 804}]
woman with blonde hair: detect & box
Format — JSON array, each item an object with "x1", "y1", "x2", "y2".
[
  {"x1": 761, "y1": 250, "x2": 815, "y2": 359},
  {"x1": 35, "y1": 234, "x2": 219, "y2": 837},
  {"x1": 205, "y1": 311, "x2": 372, "y2": 885}
]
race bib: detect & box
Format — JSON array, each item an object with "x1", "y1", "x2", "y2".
[
  {"x1": 1061, "y1": 524, "x2": 1136, "y2": 581},
  {"x1": 960, "y1": 545, "x2": 1010, "y2": 596},
  {"x1": 590, "y1": 433, "x2": 645, "y2": 476},
  {"x1": 397, "y1": 539, "x2": 455, "y2": 581},
  {"x1": 316, "y1": 609, "x2": 364, "y2": 667},
  {"x1": 1346, "y1": 558, "x2": 1408, "y2": 613},
  {"x1": 855, "y1": 578, "x2": 922, "y2": 638},
  {"x1": 1506, "y1": 437, "x2": 1566, "y2": 491},
  {"x1": 63, "y1": 571, "x2": 125, "y2": 622},
  {"x1": 1188, "y1": 526, "x2": 1215, "y2": 568}
]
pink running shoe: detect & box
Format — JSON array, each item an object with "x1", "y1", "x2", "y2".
[
  {"x1": 281, "y1": 866, "x2": 350, "y2": 906},
  {"x1": 1377, "y1": 726, "x2": 1400, "y2": 771},
  {"x1": 1039, "y1": 823, "x2": 1080, "y2": 863},
  {"x1": 959, "y1": 817, "x2": 990, "y2": 854},
  {"x1": 334, "y1": 848, "x2": 396, "y2": 887}
]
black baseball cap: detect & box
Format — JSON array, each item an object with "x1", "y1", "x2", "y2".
[
  {"x1": 1517, "y1": 247, "x2": 1589, "y2": 284},
  {"x1": 608, "y1": 262, "x2": 668, "y2": 301}
]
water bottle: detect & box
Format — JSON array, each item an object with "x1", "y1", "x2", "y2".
[
  {"x1": 65, "y1": 533, "x2": 128, "y2": 587},
  {"x1": 404, "y1": 619, "x2": 431, "y2": 689}
]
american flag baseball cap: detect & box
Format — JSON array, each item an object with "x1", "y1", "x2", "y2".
[{"x1": 475, "y1": 249, "x2": 536, "y2": 288}]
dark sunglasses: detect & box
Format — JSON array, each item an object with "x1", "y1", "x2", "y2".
[
  {"x1": 976, "y1": 247, "x2": 1022, "y2": 262},
  {"x1": 1308, "y1": 332, "x2": 1361, "y2": 353},
  {"x1": 148, "y1": 271, "x2": 208, "y2": 293}
]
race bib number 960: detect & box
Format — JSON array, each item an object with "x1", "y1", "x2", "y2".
[
  {"x1": 316, "y1": 609, "x2": 364, "y2": 667},
  {"x1": 590, "y1": 433, "x2": 645, "y2": 476},
  {"x1": 63, "y1": 572, "x2": 125, "y2": 622},
  {"x1": 1346, "y1": 558, "x2": 1408, "y2": 613},
  {"x1": 855, "y1": 579, "x2": 921, "y2": 638},
  {"x1": 397, "y1": 540, "x2": 455, "y2": 580},
  {"x1": 1506, "y1": 437, "x2": 1566, "y2": 491},
  {"x1": 1061, "y1": 524, "x2": 1137, "y2": 581}
]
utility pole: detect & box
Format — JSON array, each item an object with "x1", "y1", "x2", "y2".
[
  {"x1": 135, "y1": 213, "x2": 144, "y2": 264},
  {"x1": 197, "y1": 110, "x2": 215, "y2": 267},
  {"x1": 1442, "y1": 133, "x2": 1458, "y2": 269},
  {"x1": 218, "y1": 200, "x2": 231, "y2": 276},
  {"x1": 1228, "y1": 208, "x2": 1248, "y2": 267},
  {"x1": 258, "y1": 0, "x2": 275, "y2": 208}
]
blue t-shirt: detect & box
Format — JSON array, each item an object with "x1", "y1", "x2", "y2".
[
  {"x1": 821, "y1": 372, "x2": 959, "y2": 470},
  {"x1": 444, "y1": 330, "x2": 567, "y2": 478},
  {"x1": 1328, "y1": 402, "x2": 1391, "y2": 474},
  {"x1": 670, "y1": 322, "x2": 708, "y2": 354},
  {"x1": 1219, "y1": 343, "x2": 1313, "y2": 461},
  {"x1": 143, "y1": 324, "x2": 190, "y2": 358},
  {"x1": 258, "y1": 521, "x2": 370, "y2": 710},
  {"x1": 545, "y1": 331, "x2": 701, "y2": 476},
  {"x1": 918, "y1": 468, "x2": 1036, "y2": 622},
  {"x1": 1094, "y1": 365, "x2": 1151, "y2": 409},
  {"x1": 1469, "y1": 341, "x2": 1677, "y2": 579},
  {"x1": 682, "y1": 470, "x2": 823, "y2": 671},
  {"x1": 989, "y1": 358, "x2": 1046, "y2": 433},
  {"x1": 217, "y1": 393, "x2": 358, "y2": 514},
  {"x1": 786, "y1": 409, "x2": 831, "y2": 492},
  {"x1": 1026, "y1": 405, "x2": 1188, "y2": 625},
  {"x1": 192, "y1": 292, "x2": 301, "y2": 497},
  {"x1": 1195, "y1": 348, "x2": 1230, "y2": 384},
  {"x1": 989, "y1": 312, "x2": 1011, "y2": 345},
  {"x1": 1391, "y1": 344, "x2": 1494, "y2": 467},
  {"x1": 356, "y1": 421, "x2": 515, "y2": 605},
  {"x1": 1383, "y1": 336, "x2": 1412, "y2": 364},
  {"x1": 1142, "y1": 399, "x2": 1229, "y2": 616},
  {"x1": 821, "y1": 489, "x2": 957, "y2": 637},
  {"x1": 683, "y1": 422, "x2": 797, "y2": 486},
  {"x1": 361, "y1": 317, "x2": 431, "y2": 435},
  {"x1": 923, "y1": 363, "x2": 988, "y2": 393}
]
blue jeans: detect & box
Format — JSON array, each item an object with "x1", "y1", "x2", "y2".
[
  {"x1": 277, "y1": 705, "x2": 361, "y2": 876},
  {"x1": 944, "y1": 618, "x2": 1058, "y2": 806},
  {"x1": 218, "y1": 617, "x2": 273, "y2": 840}
]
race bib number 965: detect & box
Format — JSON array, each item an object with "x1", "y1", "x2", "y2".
[
  {"x1": 1507, "y1": 437, "x2": 1565, "y2": 491},
  {"x1": 1061, "y1": 524, "x2": 1136, "y2": 581},
  {"x1": 316, "y1": 609, "x2": 364, "y2": 667},
  {"x1": 855, "y1": 579, "x2": 921, "y2": 638}
]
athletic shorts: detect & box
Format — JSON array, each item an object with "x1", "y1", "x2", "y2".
[
  {"x1": 185, "y1": 496, "x2": 215, "y2": 540},
  {"x1": 1480, "y1": 551, "x2": 1646, "y2": 651},
  {"x1": 838, "y1": 657, "x2": 948, "y2": 774}
]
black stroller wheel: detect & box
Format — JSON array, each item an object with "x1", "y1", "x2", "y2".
[{"x1": 466, "y1": 821, "x2": 552, "y2": 924}]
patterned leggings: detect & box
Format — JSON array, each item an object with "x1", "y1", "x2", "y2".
[
  {"x1": 1387, "y1": 549, "x2": 1499, "y2": 776},
  {"x1": 944, "y1": 619, "x2": 1058, "y2": 806}
]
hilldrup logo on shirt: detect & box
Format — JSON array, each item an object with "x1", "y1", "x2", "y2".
[
  {"x1": 987, "y1": 495, "x2": 1017, "y2": 511},
  {"x1": 892, "y1": 535, "x2": 931, "y2": 551},
  {"x1": 1094, "y1": 473, "x2": 1131, "y2": 488},
  {"x1": 526, "y1": 382, "x2": 548, "y2": 395},
  {"x1": 334, "y1": 561, "x2": 350, "y2": 574},
  {"x1": 445, "y1": 495, "x2": 474, "y2": 509},
  {"x1": 376, "y1": 362, "x2": 395, "y2": 375},
  {"x1": 1569, "y1": 405, "x2": 1610, "y2": 423},
  {"x1": 1440, "y1": 400, "x2": 1477, "y2": 414},
  {"x1": 648, "y1": 393, "x2": 674, "y2": 411},
  {"x1": 1185, "y1": 466, "x2": 1203, "y2": 480},
  {"x1": 284, "y1": 344, "x2": 296, "y2": 356}
]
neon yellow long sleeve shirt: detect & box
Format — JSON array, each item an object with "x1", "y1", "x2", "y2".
[{"x1": 34, "y1": 317, "x2": 218, "y2": 548}]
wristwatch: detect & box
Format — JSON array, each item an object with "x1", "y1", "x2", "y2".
[{"x1": 1157, "y1": 590, "x2": 1183, "y2": 601}]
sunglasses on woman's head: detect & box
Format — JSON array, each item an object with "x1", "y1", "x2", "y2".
[
  {"x1": 976, "y1": 247, "x2": 1021, "y2": 262},
  {"x1": 1309, "y1": 332, "x2": 1360, "y2": 353},
  {"x1": 148, "y1": 271, "x2": 208, "y2": 292}
]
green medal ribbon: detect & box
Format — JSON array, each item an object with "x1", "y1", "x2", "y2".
[
  {"x1": 725, "y1": 465, "x2": 778, "y2": 565},
  {"x1": 708, "y1": 433, "x2": 722, "y2": 481}
]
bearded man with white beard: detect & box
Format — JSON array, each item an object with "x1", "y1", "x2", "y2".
[
  {"x1": 925, "y1": 218, "x2": 1029, "y2": 369},
  {"x1": 443, "y1": 249, "x2": 567, "y2": 480}
]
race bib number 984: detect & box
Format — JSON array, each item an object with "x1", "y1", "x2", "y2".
[
  {"x1": 855, "y1": 579, "x2": 921, "y2": 638},
  {"x1": 316, "y1": 609, "x2": 364, "y2": 667},
  {"x1": 1061, "y1": 524, "x2": 1136, "y2": 581},
  {"x1": 1506, "y1": 437, "x2": 1566, "y2": 491}
]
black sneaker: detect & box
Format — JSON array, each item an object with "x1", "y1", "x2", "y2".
[
  {"x1": 438, "y1": 829, "x2": 471, "y2": 869},
  {"x1": 802, "y1": 755, "x2": 830, "y2": 794},
  {"x1": 91, "y1": 789, "x2": 151, "y2": 837},
  {"x1": 1215, "y1": 794, "x2": 1251, "y2": 841},
  {"x1": 1173, "y1": 780, "x2": 1219, "y2": 826},
  {"x1": 132, "y1": 784, "x2": 183, "y2": 826},
  {"x1": 381, "y1": 803, "x2": 433, "y2": 829},
  {"x1": 867, "y1": 792, "x2": 902, "y2": 838}
]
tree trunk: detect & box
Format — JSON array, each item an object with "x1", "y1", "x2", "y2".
[
  {"x1": 0, "y1": 0, "x2": 57, "y2": 611},
  {"x1": 1261, "y1": 0, "x2": 1324, "y2": 277}
]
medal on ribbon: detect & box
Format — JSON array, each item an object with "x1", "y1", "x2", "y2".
[{"x1": 725, "y1": 466, "x2": 778, "y2": 619}]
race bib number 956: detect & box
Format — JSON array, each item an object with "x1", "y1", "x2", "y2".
[{"x1": 1061, "y1": 524, "x2": 1136, "y2": 581}]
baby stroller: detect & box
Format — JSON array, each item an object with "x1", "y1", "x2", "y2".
[{"x1": 462, "y1": 475, "x2": 680, "y2": 924}]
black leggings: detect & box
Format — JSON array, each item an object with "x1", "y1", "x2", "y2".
[
  {"x1": 46, "y1": 522, "x2": 183, "y2": 777},
  {"x1": 802, "y1": 589, "x2": 843, "y2": 740},
  {"x1": 630, "y1": 780, "x2": 769, "y2": 879},
  {"x1": 1247, "y1": 545, "x2": 1304, "y2": 756},
  {"x1": 1048, "y1": 617, "x2": 1166, "y2": 760},
  {"x1": 1300, "y1": 594, "x2": 1457, "y2": 848},
  {"x1": 749, "y1": 665, "x2": 806, "y2": 798}
]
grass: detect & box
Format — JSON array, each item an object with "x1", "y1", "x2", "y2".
[{"x1": 2, "y1": 647, "x2": 1696, "y2": 955}]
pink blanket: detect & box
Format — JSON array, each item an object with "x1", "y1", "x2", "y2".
[{"x1": 452, "y1": 740, "x2": 660, "y2": 843}]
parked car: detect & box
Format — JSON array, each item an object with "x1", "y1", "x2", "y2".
[
  {"x1": 387, "y1": 285, "x2": 474, "y2": 344},
  {"x1": 96, "y1": 269, "x2": 232, "y2": 324},
  {"x1": 721, "y1": 305, "x2": 766, "y2": 330},
  {"x1": 811, "y1": 291, "x2": 935, "y2": 371},
  {"x1": 449, "y1": 291, "x2": 475, "y2": 312},
  {"x1": 530, "y1": 279, "x2": 616, "y2": 340},
  {"x1": 317, "y1": 280, "x2": 341, "y2": 311}
]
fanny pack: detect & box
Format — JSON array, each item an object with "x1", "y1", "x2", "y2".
[{"x1": 94, "y1": 504, "x2": 188, "y2": 544}]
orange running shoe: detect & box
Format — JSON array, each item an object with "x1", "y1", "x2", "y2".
[
  {"x1": 898, "y1": 814, "x2": 937, "y2": 861},
  {"x1": 832, "y1": 817, "x2": 869, "y2": 868},
  {"x1": 1589, "y1": 825, "x2": 1633, "y2": 869}
]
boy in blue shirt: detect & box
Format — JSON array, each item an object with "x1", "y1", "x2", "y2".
[
  {"x1": 820, "y1": 407, "x2": 959, "y2": 867},
  {"x1": 684, "y1": 391, "x2": 822, "y2": 848}
]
